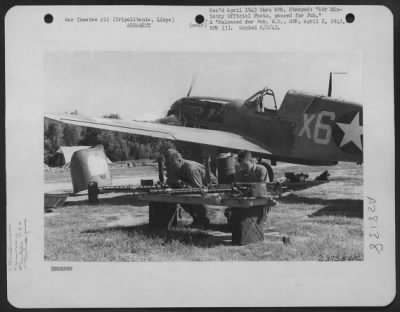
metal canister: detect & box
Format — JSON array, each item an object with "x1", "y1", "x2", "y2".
[{"x1": 216, "y1": 153, "x2": 235, "y2": 184}]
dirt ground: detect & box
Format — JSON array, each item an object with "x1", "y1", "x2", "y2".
[{"x1": 44, "y1": 162, "x2": 363, "y2": 261}]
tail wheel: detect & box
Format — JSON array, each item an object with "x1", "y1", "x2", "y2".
[{"x1": 260, "y1": 161, "x2": 274, "y2": 182}]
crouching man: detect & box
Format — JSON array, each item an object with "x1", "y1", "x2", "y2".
[
  {"x1": 225, "y1": 150, "x2": 270, "y2": 224},
  {"x1": 165, "y1": 149, "x2": 217, "y2": 228},
  {"x1": 235, "y1": 150, "x2": 268, "y2": 183}
]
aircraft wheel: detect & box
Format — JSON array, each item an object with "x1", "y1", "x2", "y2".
[{"x1": 260, "y1": 161, "x2": 274, "y2": 182}]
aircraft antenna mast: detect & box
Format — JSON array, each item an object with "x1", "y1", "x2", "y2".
[
  {"x1": 327, "y1": 72, "x2": 347, "y2": 97},
  {"x1": 187, "y1": 72, "x2": 198, "y2": 97}
]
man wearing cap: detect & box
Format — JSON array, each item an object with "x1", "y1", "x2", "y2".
[{"x1": 165, "y1": 149, "x2": 217, "y2": 227}]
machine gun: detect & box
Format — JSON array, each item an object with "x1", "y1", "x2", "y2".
[
  {"x1": 88, "y1": 169, "x2": 329, "y2": 204},
  {"x1": 89, "y1": 180, "x2": 286, "y2": 203},
  {"x1": 97, "y1": 181, "x2": 282, "y2": 195}
]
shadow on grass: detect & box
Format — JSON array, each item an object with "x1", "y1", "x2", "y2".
[
  {"x1": 279, "y1": 194, "x2": 363, "y2": 218},
  {"x1": 310, "y1": 203, "x2": 363, "y2": 218},
  {"x1": 82, "y1": 223, "x2": 232, "y2": 247},
  {"x1": 63, "y1": 194, "x2": 148, "y2": 207},
  {"x1": 330, "y1": 176, "x2": 363, "y2": 182}
]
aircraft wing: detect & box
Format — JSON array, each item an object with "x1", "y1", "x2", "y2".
[{"x1": 45, "y1": 113, "x2": 271, "y2": 155}]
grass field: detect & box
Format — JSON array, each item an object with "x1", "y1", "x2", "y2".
[{"x1": 44, "y1": 162, "x2": 363, "y2": 261}]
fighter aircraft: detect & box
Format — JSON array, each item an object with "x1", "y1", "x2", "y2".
[{"x1": 45, "y1": 72, "x2": 363, "y2": 177}]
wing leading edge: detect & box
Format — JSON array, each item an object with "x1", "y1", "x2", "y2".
[{"x1": 45, "y1": 113, "x2": 271, "y2": 155}]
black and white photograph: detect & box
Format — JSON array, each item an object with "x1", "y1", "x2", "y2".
[
  {"x1": 43, "y1": 52, "x2": 364, "y2": 262},
  {"x1": 5, "y1": 4, "x2": 395, "y2": 308}
]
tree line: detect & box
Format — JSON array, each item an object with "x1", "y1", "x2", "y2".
[{"x1": 44, "y1": 113, "x2": 176, "y2": 165}]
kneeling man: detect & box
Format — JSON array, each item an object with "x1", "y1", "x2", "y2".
[
  {"x1": 225, "y1": 150, "x2": 269, "y2": 224},
  {"x1": 235, "y1": 150, "x2": 268, "y2": 183}
]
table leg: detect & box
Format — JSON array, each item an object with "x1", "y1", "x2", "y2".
[
  {"x1": 149, "y1": 202, "x2": 178, "y2": 228},
  {"x1": 231, "y1": 206, "x2": 266, "y2": 245}
]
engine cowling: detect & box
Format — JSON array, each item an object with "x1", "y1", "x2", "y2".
[{"x1": 167, "y1": 97, "x2": 231, "y2": 128}]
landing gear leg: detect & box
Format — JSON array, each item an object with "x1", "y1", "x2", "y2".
[
  {"x1": 201, "y1": 146, "x2": 218, "y2": 176},
  {"x1": 257, "y1": 158, "x2": 274, "y2": 182}
]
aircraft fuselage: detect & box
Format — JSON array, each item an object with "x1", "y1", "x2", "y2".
[{"x1": 168, "y1": 89, "x2": 363, "y2": 165}]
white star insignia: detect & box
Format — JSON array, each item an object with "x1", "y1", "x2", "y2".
[{"x1": 336, "y1": 112, "x2": 363, "y2": 151}]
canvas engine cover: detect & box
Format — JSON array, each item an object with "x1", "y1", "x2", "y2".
[{"x1": 70, "y1": 145, "x2": 112, "y2": 193}]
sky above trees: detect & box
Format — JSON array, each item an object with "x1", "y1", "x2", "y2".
[{"x1": 44, "y1": 51, "x2": 362, "y2": 121}]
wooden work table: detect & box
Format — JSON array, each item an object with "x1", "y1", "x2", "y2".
[
  {"x1": 138, "y1": 193, "x2": 275, "y2": 246},
  {"x1": 136, "y1": 193, "x2": 272, "y2": 208}
]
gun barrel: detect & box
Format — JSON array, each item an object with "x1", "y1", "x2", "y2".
[{"x1": 97, "y1": 182, "x2": 284, "y2": 197}]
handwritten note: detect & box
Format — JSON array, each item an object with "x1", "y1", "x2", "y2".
[
  {"x1": 7, "y1": 218, "x2": 29, "y2": 271},
  {"x1": 367, "y1": 196, "x2": 383, "y2": 255}
]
